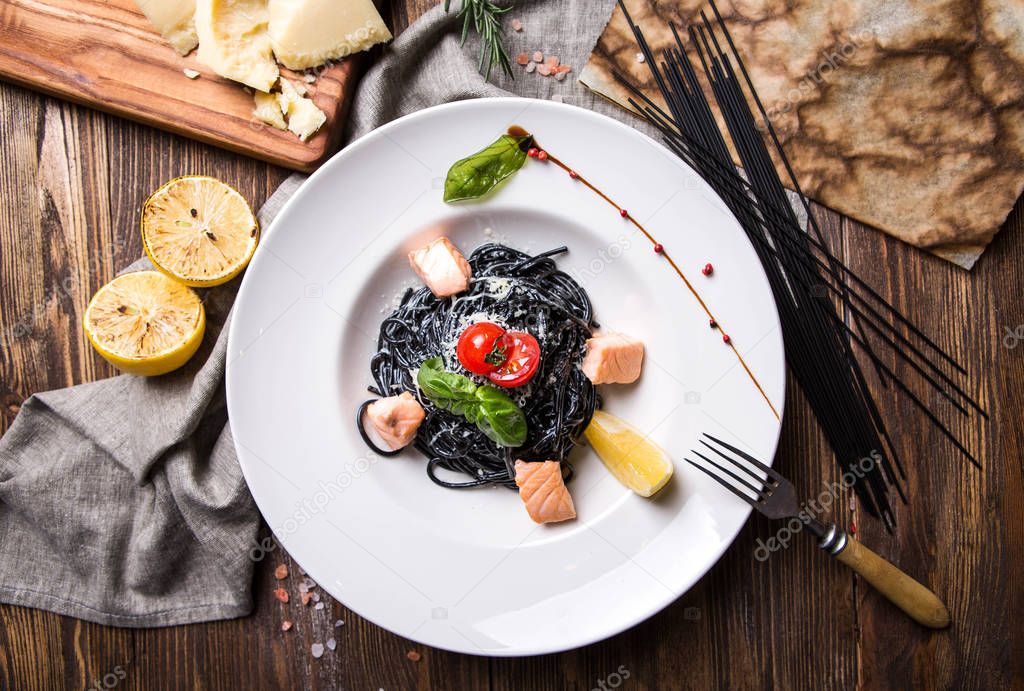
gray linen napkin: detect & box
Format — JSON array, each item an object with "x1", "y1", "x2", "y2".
[{"x1": 0, "y1": 1, "x2": 619, "y2": 626}]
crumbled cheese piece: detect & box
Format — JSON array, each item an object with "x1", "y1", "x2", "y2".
[
  {"x1": 253, "y1": 90, "x2": 287, "y2": 130},
  {"x1": 195, "y1": 0, "x2": 279, "y2": 92},
  {"x1": 277, "y1": 79, "x2": 326, "y2": 140},
  {"x1": 134, "y1": 0, "x2": 198, "y2": 55},
  {"x1": 268, "y1": 0, "x2": 392, "y2": 70},
  {"x1": 286, "y1": 100, "x2": 326, "y2": 140}
]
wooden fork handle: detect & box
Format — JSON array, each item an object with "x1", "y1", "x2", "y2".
[{"x1": 829, "y1": 534, "x2": 951, "y2": 629}]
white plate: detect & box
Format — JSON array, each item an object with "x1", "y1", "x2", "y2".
[{"x1": 227, "y1": 98, "x2": 785, "y2": 656}]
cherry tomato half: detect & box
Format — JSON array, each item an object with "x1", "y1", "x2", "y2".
[
  {"x1": 456, "y1": 322, "x2": 507, "y2": 375},
  {"x1": 487, "y1": 331, "x2": 541, "y2": 388}
]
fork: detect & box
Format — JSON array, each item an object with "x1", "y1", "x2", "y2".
[{"x1": 688, "y1": 433, "x2": 951, "y2": 629}]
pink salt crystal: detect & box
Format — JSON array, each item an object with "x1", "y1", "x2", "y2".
[
  {"x1": 525, "y1": 62, "x2": 536, "y2": 73},
  {"x1": 311, "y1": 643, "x2": 324, "y2": 659},
  {"x1": 545, "y1": 56, "x2": 559, "y2": 68},
  {"x1": 511, "y1": 18, "x2": 523, "y2": 31},
  {"x1": 532, "y1": 50, "x2": 543, "y2": 63},
  {"x1": 554, "y1": 71, "x2": 566, "y2": 81},
  {"x1": 537, "y1": 64, "x2": 552, "y2": 76}
]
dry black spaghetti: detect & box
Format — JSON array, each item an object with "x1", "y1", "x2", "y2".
[
  {"x1": 614, "y1": 0, "x2": 985, "y2": 530},
  {"x1": 365, "y1": 243, "x2": 598, "y2": 489}
]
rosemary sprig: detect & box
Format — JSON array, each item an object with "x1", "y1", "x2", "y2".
[{"x1": 443, "y1": 0, "x2": 514, "y2": 79}]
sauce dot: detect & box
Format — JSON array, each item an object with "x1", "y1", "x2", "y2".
[
  {"x1": 619, "y1": 208, "x2": 628, "y2": 218},
  {"x1": 709, "y1": 318, "x2": 717, "y2": 328},
  {"x1": 536, "y1": 150, "x2": 549, "y2": 161},
  {"x1": 722, "y1": 334, "x2": 731, "y2": 344},
  {"x1": 527, "y1": 147, "x2": 539, "y2": 158},
  {"x1": 569, "y1": 170, "x2": 578, "y2": 179},
  {"x1": 702, "y1": 263, "x2": 714, "y2": 276},
  {"x1": 654, "y1": 243, "x2": 664, "y2": 254}
]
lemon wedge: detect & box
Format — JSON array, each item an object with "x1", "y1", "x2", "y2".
[
  {"x1": 84, "y1": 271, "x2": 206, "y2": 376},
  {"x1": 584, "y1": 410, "x2": 674, "y2": 497},
  {"x1": 142, "y1": 176, "x2": 259, "y2": 287}
]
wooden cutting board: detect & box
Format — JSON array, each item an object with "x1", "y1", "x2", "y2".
[{"x1": 0, "y1": 0, "x2": 363, "y2": 172}]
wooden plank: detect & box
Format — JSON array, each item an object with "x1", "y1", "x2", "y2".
[
  {"x1": 0, "y1": 0, "x2": 361, "y2": 172},
  {"x1": 838, "y1": 196, "x2": 1023, "y2": 690}
]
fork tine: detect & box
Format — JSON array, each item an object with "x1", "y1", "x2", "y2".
[
  {"x1": 702, "y1": 433, "x2": 781, "y2": 481},
  {"x1": 685, "y1": 459, "x2": 759, "y2": 507},
  {"x1": 690, "y1": 449, "x2": 766, "y2": 499},
  {"x1": 697, "y1": 439, "x2": 768, "y2": 486}
]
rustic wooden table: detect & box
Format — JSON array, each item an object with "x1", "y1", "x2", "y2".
[{"x1": 1, "y1": 2, "x2": 1021, "y2": 689}]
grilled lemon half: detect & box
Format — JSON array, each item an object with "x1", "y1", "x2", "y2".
[
  {"x1": 584, "y1": 410, "x2": 675, "y2": 497},
  {"x1": 84, "y1": 271, "x2": 205, "y2": 376},
  {"x1": 142, "y1": 176, "x2": 259, "y2": 287}
]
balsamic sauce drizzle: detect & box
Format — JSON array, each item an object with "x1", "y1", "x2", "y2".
[{"x1": 510, "y1": 126, "x2": 780, "y2": 420}]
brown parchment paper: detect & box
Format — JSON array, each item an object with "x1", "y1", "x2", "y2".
[{"x1": 580, "y1": 0, "x2": 1024, "y2": 269}]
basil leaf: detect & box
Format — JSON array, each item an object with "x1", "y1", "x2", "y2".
[
  {"x1": 443, "y1": 134, "x2": 531, "y2": 203},
  {"x1": 416, "y1": 357, "x2": 528, "y2": 447},
  {"x1": 474, "y1": 386, "x2": 528, "y2": 447},
  {"x1": 417, "y1": 356, "x2": 477, "y2": 403}
]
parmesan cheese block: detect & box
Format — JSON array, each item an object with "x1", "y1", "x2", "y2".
[
  {"x1": 252, "y1": 90, "x2": 286, "y2": 130},
  {"x1": 277, "y1": 79, "x2": 326, "y2": 140},
  {"x1": 268, "y1": 0, "x2": 392, "y2": 70},
  {"x1": 134, "y1": 0, "x2": 198, "y2": 55},
  {"x1": 195, "y1": 0, "x2": 279, "y2": 92}
]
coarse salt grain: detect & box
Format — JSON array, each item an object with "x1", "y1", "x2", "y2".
[
  {"x1": 281, "y1": 620, "x2": 293, "y2": 631},
  {"x1": 298, "y1": 582, "x2": 309, "y2": 594},
  {"x1": 301, "y1": 592, "x2": 313, "y2": 606},
  {"x1": 525, "y1": 62, "x2": 536, "y2": 73},
  {"x1": 516, "y1": 52, "x2": 529, "y2": 66},
  {"x1": 407, "y1": 650, "x2": 422, "y2": 662},
  {"x1": 554, "y1": 71, "x2": 566, "y2": 81},
  {"x1": 511, "y1": 18, "x2": 523, "y2": 31},
  {"x1": 274, "y1": 564, "x2": 288, "y2": 579},
  {"x1": 557, "y1": 64, "x2": 572, "y2": 74},
  {"x1": 311, "y1": 643, "x2": 324, "y2": 658},
  {"x1": 273, "y1": 588, "x2": 289, "y2": 603},
  {"x1": 335, "y1": 619, "x2": 345, "y2": 627},
  {"x1": 636, "y1": 52, "x2": 646, "y2": 63},
  {"x1": 312, "y1": 591, "x2": 321, "y2": 602},
  {"x1": 183, "y1": 68, "x2": 200, "y2": 79},
  {"x1": 303, "y1": 73, "x2": 316, "y2": 83},
  {"x1": 537, "y1": 64, "x2": 551, "y2": 76},
  {"x1": 532, "y1": 50, "x2": 543, "y2": 63},
  {"x1": 315, "y1": 602, "x2": 325, "y2": 610},
  {"x1": 326, "y1": 638, "x2": 337, "y2": 651},
  {"x1": 545, "y1": 56, "x2": 559, "y2": 68}
]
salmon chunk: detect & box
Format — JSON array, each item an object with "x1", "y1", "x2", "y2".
[
  {"x1": 408, "y1": 237, "x2": 472, "y2": 297},
  {"x1": 514, "y1": 460, "x2": 576, "y2": 524},
  {"x1": 581, "y1": 333, "x2": 645, "y2": 384},
  {"x1": 366, "y1": 392, "x2": 425, "y2": 451}
]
